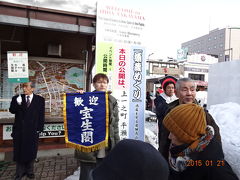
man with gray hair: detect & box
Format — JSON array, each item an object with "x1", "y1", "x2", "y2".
[
  {"x1": 9, "y1": 82, "x2": 45, "y2": 180},
  {"x1": 158, "y1": 78, "x2": 221, "y2": 160}
]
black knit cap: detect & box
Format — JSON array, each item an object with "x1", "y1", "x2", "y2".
[
  {"x1": 159, "y1": 76, "x2": 177, "y2": 91},
  {"x1": 92, "y1": 139, "x2": 169, "y2": 180}
]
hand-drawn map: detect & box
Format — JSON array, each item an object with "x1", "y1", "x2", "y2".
[{"x1": 0, "y1": 59, "x2": 85, "y2": 119}]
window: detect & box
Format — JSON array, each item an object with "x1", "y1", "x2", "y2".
[
  {"x1": 161, "y1": 64, "x2": 167, "y2": 68},
  {"x1": 189, "y1": 74, "x2": 205, "y2": 81},
  {"x1": 225, "y1": 55, "x2": 229, "y2": 61}
]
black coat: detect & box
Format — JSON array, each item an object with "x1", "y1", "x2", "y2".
[
  {"x1": 154, "y1": 95, "x2": 168, "y2": 150},
  {"x1": 9, "y1": 94, "x2": 45, "y2": 163},
  {"x1": 169, "y1": 139, "x2": 239, "y2": 180}
]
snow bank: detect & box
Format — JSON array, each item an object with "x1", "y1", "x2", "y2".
[
  {"x1": 65, "y1": 167, "x2": 80, "y2": 180},
  {"x1": 209, "y1": 102, "x2": 240, "y2": 178}
]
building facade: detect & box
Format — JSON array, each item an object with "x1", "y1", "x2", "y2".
[
  {"x1": 0, "y1": 1, "x2": 96, "y2": 158},
  {"x1": 146, "y1": 59, "x2": 180, "y2": 92},
  {"x1": 182, "y1": 54, "x2": 218, "y2": 85},
  {"x1": 182, "y1": 27, "x2": 240, "y2": 62}
]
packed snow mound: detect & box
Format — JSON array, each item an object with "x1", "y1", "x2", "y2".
[
  {"x1": 145, "y1": 110, "x2": 156, "y2": 119},
  {"x1": 196, "y1": 91, "x2": 207, "y2": 106},
  {"x1": 65, "y1": 167, "x2": 80, "y2": 180},
  {"x1": 209, "y1": 102, "x2": 240, "y2": 178},
  {"x1": 145, "y1": 121, "x2": 158, "y2": 149}
]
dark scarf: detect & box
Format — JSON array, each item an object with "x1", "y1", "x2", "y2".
[{"x1": 169, "y1": 125, "x2": 214, "y2": 172}]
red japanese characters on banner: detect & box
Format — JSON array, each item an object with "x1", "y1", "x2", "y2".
[{"x1": 118, "y1": 48, "x2": 126, "y2": 87}]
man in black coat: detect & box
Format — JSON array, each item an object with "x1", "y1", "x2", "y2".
[{"x1": 9, "y1": 82, "x2": 45, "y2": 180}]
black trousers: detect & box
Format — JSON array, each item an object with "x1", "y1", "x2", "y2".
[
  {"x1": 79, "y1": 158, "x2": 103, "y2": 180},
  {"x1": 15, "y1": 160, "x2": 34, "y2": 180}
]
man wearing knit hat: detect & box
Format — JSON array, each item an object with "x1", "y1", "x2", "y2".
[
  {"x1": 90, "y1": 139, "x2": 169, "y2": 180},
  {"x1": 163, "y1": 104, "x2": 238, "y2": 180},
  {"x1": 158, "y1": 78, "x2": 221, "y2": 160}
]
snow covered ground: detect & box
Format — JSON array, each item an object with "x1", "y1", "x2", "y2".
[
  {"x1": 0, "y1": 111, "x2": 14, "y2": 119},
  {"x1": 65, "y1": 102, "x2": 240, "y2": 179}
]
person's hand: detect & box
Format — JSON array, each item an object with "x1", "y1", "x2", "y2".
[
  {"x1": 16, "y1": 95, "x2": 22, "y2": 105},
  {"x1": 76, "y1": 90, "x2": 85, "y2": 94}
]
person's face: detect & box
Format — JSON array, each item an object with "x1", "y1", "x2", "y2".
[
  {"x1": 168, "y1": 132, "x2": 184, "y2": 146},
  {"x1": 165, "y1": 83, "x2": 175, "y2": 97},
  {"x1": 23, "y1": 82, "x2": 34, "y2": 95},
  {"x1": 93, "y1": 78, "x2": 108, "y2": 92},
  {"x1": 176, "y1": 81, "x2": 196, "y2": 104}
]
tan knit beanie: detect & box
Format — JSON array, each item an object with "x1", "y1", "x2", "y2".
[{"x1": 163, "y1": 104, "x2": 206, "y2": 144}]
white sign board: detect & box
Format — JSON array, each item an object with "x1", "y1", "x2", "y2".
[
  {"x1": 96, "y1": 2, "x2": 146, "y2": 140},
  {"x1": 177, "y1": 48, "x2": 188, "y2": 61},
  {"x1": 7, "y1": 51, "x2": 29, "y2": 83},
  {"x1": 187, "y1": 54, "x2": 218, "y2": 64},
  {"x1": 3, "y1": 123, "x2": 65, "y2": 140}
]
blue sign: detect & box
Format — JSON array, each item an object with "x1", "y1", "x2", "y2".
[{"x1": 63, "y1": 92, "x2": 109, "y2": 152}]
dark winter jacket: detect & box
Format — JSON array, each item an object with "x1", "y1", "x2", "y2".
[
  {"x1": 75, "y1": 94, "x2": 120, "y2": 163},
  {"x1": 155, "y1": 95, "x2": 169, "y2": 148},
  {"x1": 9, "y1": 94, "x2": 45, "y2": 163},
  {"x1": 159, "y1": 99, "x2": 222, "y2": 160},
  {"x1": 168, "y1": 138, "x2": 239, "y2": 180},
  {"x1": 154, "y1": 94, "x2": 164, "y2": 109}
]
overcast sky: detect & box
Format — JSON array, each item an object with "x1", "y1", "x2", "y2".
[
  {"x1": 2, "y1": 0, "x2": 240, "y2": 59},
  {"x1": 1, "y1": 0, "x2": 97, "y2": 14}
]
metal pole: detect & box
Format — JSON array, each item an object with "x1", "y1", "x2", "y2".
[
  {"x1": 18, "y1": 84, "x2": 21, "y2": 95},
  {"x1": 83, "y1": 50, "x2": 88, "y2": 91},
  {"x1": 0, "y1": 40, "x2": 1, "y2": 87},
  {"x1": 229, "y1": 28, "x2": 231, "y2": 61}
]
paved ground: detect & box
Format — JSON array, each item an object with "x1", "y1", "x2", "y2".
[{"x1": 0, "y1": 155, "x2": 79, "y2": 180}]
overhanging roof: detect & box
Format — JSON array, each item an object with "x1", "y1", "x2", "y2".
[{"x1": 0, "y1": 1, "x2": 96, "y2": 34}]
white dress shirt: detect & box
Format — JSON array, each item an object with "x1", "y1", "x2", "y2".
[{"x1": 26, "y1": 93, "x2": 34, "y2": 104}]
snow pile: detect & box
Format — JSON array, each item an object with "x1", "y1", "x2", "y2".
[
  {"x1": 196, "y1": 91, "x2": 207, "y2": 106},
  {"x1": 145, "y1": 110, "x2": 156, "y2": 119},
  {"x1": 65, "y1": 167, "x2": 80, "y2": 180},
  {"x1": 0, "y1": 112, "x2": 14, "y2": 118},
  {"x1": 209, "y1": 102, "x2": 240, "y2": 177},
  {"x1": 145, "y1": 121, "x2": 158, "y2": 149}
]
